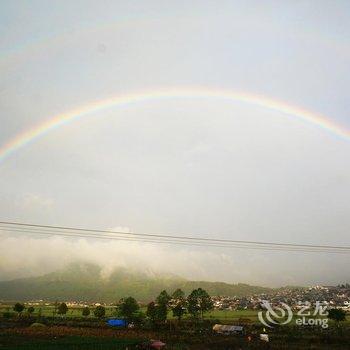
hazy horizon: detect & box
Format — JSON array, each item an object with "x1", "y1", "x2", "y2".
[
  {"x1": 0, "y1": 256, "x2": 343, "y2": 289},
  {"x1": 1, "y1": 1, "x2": 350, "y2": 287}
]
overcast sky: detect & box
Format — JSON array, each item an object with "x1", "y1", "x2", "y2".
[{"x1": 0, "y1": 1, "x2": 349, "y2": 286}]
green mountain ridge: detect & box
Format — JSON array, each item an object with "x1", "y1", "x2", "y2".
[{"x1": 0, "y1": 262, "x2": 272, "y2": 302}]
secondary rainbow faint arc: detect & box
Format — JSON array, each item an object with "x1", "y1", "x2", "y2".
[{"x1": 0, "y1": 87, "x2": 348, "y2": 162}]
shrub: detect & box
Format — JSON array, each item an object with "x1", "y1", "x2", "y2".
[
  {"x1": 13, "y1": 303, "x2": 25, "y2": 315},
  {"x1": 94, "y1": 305, "x2": 106, "y2": 319}
]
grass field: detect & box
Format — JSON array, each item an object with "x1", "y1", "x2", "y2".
[
  {"x1": 1, "y1": 304, "x2": 349, "y2": 325},
  {"x1": 0, "y1": 304, "x2": 259, "y2": 321}
]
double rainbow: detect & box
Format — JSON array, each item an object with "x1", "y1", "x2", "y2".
[{"x1": 0, "y1": 87, "x2": 348, "y2": 163}]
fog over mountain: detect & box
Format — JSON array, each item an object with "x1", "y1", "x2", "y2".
[
  {"x1": 0, "y1": 262, "x2": 273, "y2": 302},
  {"x1": 0, "y1": 232, "x2": 349, "y2": 287}
]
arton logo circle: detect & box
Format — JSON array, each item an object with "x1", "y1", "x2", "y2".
[{"x1": 258, "y1": 300, "x2": 293, "y2": 328}]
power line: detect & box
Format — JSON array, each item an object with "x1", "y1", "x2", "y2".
[
  {"x1": 0, "y1": 220, "x2": 349, "y2": 254},
  {"x1": 1, "y1": 220, "x2": 349, "y2": 250},
  {"x1": 2, "y1": 226, "x2": 349, "y2": 253}
]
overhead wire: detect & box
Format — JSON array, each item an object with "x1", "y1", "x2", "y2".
[{"x1": 0, "y1": 221, "x2": 349, "y2": 254}]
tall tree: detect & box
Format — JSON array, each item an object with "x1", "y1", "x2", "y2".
[
  {"x1": 82, "y1": 306, "x2": 90, "y2": 317},
  {"x1": 57, "y1": 302, "x2": 68, "y2": 316},
  {"x1": 155, "y1": 303, "x2": 168, "y2": 323},
  {"x1": 328, "y1": 308, "x2": 346, "y2": 328},
  {"x1": 13, "y1": 303, "x2": 25, "y2": 316},
  {"x1": 118, "y1": 297, "x2": 140, "y2": 323},
  {"x1": 146, "y1": 301, "x2": 158, "y2": 324},
  {"x1": 187, "y1": 288, "x2": 213, "y2": 319},
  {"x1": 94, "y1": 305, "x2": 106, "y2": 318},
  {"x1": 156, "y1": 290, "x2": 171, "y2": 307},
  {"x1": 172, "y1": 303, "x2": 186, "y2": 321},
  {"x1": 171, "y1": 288, "x2": 186, "y2": 321},
  {"x1": 146, "y1": 301, "x2": 168, "y2": 324},
  {"x1": 155, "y1": 290, "x2": 171, "y2": 323}
]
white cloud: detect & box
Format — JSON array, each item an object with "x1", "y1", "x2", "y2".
[{"x1": 0, "y1": 232, "x2": 349, "y2": 287}]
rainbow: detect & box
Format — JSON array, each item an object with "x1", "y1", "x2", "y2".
[{"x1": 0, "y1": 86, "x2": 349, "y2": 162}]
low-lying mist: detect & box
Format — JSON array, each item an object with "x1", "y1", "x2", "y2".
[{"x1": 0, "y1": 233, "x2": 348, "y2": 287}]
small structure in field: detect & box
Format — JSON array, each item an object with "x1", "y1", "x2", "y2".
[
  {"x1": 213, "y1": 324, "x2": 244, "y2": 335},
  {"x1": 260, "y1": 333, "x2": 269, "y2": 342},
  {"x1": 107, "y1": 318, "x2": 127, "y2": 327}
]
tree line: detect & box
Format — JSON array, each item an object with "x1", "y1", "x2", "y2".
[
  {"x1": 10, "y1": 287, "x2": 214, "y2": 324},
  {"x1": 10, "y1": 291, "x2": 348, "y2": 328}
]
